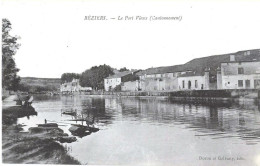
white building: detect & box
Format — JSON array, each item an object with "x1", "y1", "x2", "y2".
[
  {"x1": 60, "y1": 79, "x2": 92, "y2": 93},
  {"x1": 177, "y1": 69, "x2": 210, "y2": 90},
  {"x1": 104, "y1": 70, "x2": 139, "y2": 91},
  {"x1": 218, "y1": 59, "x2": 260, "y2": 89}
]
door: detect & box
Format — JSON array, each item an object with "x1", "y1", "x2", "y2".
[{"x1": 188, "y1": 81, "x2": 191, "y2": 89}]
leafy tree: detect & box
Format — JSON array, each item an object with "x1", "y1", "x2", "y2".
[
  {"x1": 114, "y1": 85, "x2": 121, "y2": 92},
  {"x1": 80, "y1": 64, "x2": 114, "y2": 90},
  {"x1": 2, "y1": 18, "x2": 21, "y2": 91},
  {"x1": 61, "y1": 73, "x2": 80, "y2": 83},
  {"x1": 119, "y1": 67, "x2": 129, "y2": 72}
]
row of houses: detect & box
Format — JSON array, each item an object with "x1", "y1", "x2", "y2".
[{"x1": 104, "y1": 49, "x2": 260, "y2": 91}]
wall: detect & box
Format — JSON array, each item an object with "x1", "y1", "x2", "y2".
[
  {"x1": 178, "y1": 75, "x2": 209, "y2": 90},
  {"x1": 221, "y1": 61, "x2": 260, "y2": 89},
  {"x1": 221, "y1": 61, "x2": 260, "y2": 76},
  {"x1": 82, "y1": 89, "x2": 260, "y2": 100},
  {"x1": 209, "y1": 82, "x2": 217, "y2": 90},
  {"x1": 140, "y1": 78, "x2": 158, "y2": 91},
  {"x1": 104, "y1": 78, "x2": 121, "y2": 91},
  {"x1": 217, "y1": 70, "x2": 222, "y2": 89},
  {"x1": 104, "y1": 72, "x2": 139, "y2": 91},
  {"x1": 222, "y1": 74, "x2": 260, "y2": 89},
  {"x1": 164, "y1": 77, "x2": 178, "y2": 90},
  {"x1": 121, "y1": 81, "x2": 139, "y2": 91},
  {"x1": 60, "y1": 79, "x2": 92, "y2": 93},
  {"x1": 60, "y1": 80, "x2": 80, "y2": 92},
  {"x1": 139, "y1": 77, "x2": 178, "y2": 91}
]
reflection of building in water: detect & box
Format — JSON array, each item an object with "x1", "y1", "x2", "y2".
[
  {"x1": 116, "y1": 98, "x2": 260, "y2": 140},
  {"x1": 105, "y1": 98, "x2": 123, "y2": 113},
  {"x1": 60, "y1": 79, "x2": 92, "y2": 94},
  {"x1": 61, "y1": 97, "x2": 109, "y2": 126}
]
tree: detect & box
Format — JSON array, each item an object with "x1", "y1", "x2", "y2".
[
  {"x1": 2, "y1": 18, "x2": 21, "y2": 91},
  {"x1": 80, "y1": 64, "x2": 114, "y2": 90},
  {"x1": 119, "y1": 67, "x2": 129, "y2": 72},
  {"x1": 61, "y1": 73, "x2": 80, "y2": 83}
]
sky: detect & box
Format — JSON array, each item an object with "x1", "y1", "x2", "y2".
[{"x1": 2, "y1": 0, "x2": 260, "y2": 78}]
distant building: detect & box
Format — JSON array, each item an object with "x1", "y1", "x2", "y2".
[
  {"x1": 104, "y1": 70, "x2": 139, "y2": 91},
  {"x1": 218, "y1": 55, "x2": 260, "y2": 89},
  {"x1": 60, "y1": 79, "x2": 92, "y2": 94},
  {"x1": 121, "y1": 80, "x2": 140, "y2": 91},
  {"x1": 105, "y1": 49, "x2": 260, "y2": 92},
  {"x1": 137, "y1": 73, "x2": 178, "y2": 91},
  {"x1": 136, "y1": 49, "x2": 260, "y2": 92},
  {"x1": 136, "y1": 65, "x2": 186, "y2": 91},
  {"x1": 177, "y1": 68, "x2": 210, "y2": 90}
]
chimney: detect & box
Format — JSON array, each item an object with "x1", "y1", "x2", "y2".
[{"x1": 230, "y1": 55, "x2": 235, "y2": 62}]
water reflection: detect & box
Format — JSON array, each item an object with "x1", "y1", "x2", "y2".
[
  {"x1": 120, "y1": 98, "x2": 260, "y2": 143},
  {"x1": 57, "y1": 96, "x2": 260, "y2": 143},
  {"x1": 17, "y1": 95, "x2": 260, "y2": 165}
]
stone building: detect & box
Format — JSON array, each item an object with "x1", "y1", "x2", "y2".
[
  {"x1": 136, "y1": 63, "x2": 213, "y2": 91},
  {"x1": 138, "y1": 73, "x2": 179, "y2": 91},
  {"x1": 106, "y1": 49, "x2": 260, "y2": 92},
  {"x1": 121, "y1": 80, "x2": 140, "y2": 91},
  {"x1": 177, "y1": 69, "x2": 210, "y2": 90},
  {"x1": 136, "y1": 49, "x2": 260, "y2": 91},
  {"x1": 136, "y1": 66, "x2": 185, "y2": 91},
  {"x1": 218, "y1": 59, "x2": 260, "y2": 89},
  {"x1": 60, "y1": 79, "x2": 92, "y2": 94},
  {"x1": 104, "y1": 70, "x2": 139, "y2": 91}
]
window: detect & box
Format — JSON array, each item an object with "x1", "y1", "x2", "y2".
[
  {"x1": 188, "y1": 81, "x2": 191, "y2": 89},
  {"x1": 182, "y1": 80, "x2": 185, "y2": 89},
  {"x1": 238, "y1": 80, "x2": 243, "y2": 87},
  {"x1": 246, "y1": 80, "x2": 250, "y2": 88},
  {"x1": 254, "y1": 79, "x2": 260, "y2": 89},
  {"x1": 238, "y1": 68, "x2": 244, "y2": 74},
  {"x1": 195, "y1": 80, "x2": 198, "y2": 88}
]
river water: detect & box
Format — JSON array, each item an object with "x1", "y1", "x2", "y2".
[{"x1": 17, "y1": 95, "x2": 260, "y2": 166}]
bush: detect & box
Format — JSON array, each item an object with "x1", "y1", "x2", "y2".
[{"x1": 114, "y1": 85, "x2": 121, "y2": 92}]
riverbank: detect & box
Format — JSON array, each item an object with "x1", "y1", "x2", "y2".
[
  {"x1": 2, "y1": 106, "x2": 80, "y2": 164},
  {"x1": 64, "y1": 89, "x2": 260, "y2": 103}
]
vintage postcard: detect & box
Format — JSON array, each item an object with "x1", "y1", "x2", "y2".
[{"x1": 2, "y1": 0, "x2": 260, "y2": 165}]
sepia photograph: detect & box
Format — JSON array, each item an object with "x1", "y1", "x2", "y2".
[{"x1": 1, "y1": 0, "x2": 260, "y2": 165}]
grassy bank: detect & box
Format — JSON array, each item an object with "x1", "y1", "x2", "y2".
[{"x1": 2, "y1": 106, "x2": 80, "y2": 164}]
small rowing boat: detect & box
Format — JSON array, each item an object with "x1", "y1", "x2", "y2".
[
  {"x1": 62, "y1": 111, "x2": 77, "y2": 116},
  {"x1": 69, "y1": 124, "x2": 99, "y2": 136}
]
